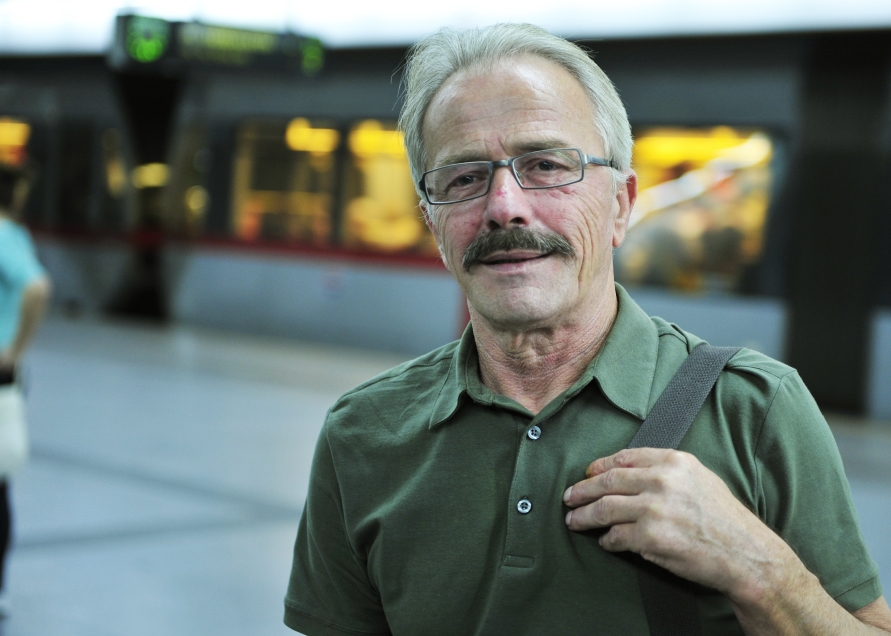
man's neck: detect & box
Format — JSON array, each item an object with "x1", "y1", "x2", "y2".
[{"x1": 471, "y1": 287, "x2": 619, "y2": 415}]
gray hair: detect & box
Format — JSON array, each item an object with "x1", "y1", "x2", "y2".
[{"x1": 398, "y1": 23, "x2": 633, "y2": 199}]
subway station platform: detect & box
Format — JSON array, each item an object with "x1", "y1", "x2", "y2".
[{"x1": 4, "y1": 317, "x2": 891, "y2": 635}]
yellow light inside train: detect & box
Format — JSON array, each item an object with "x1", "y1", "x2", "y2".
[
  {"x1": 714, "y1": 134, "x2": 772, "y2": 166},
  {"x1": 0, "y1": 118, "x2": 30, "y2": 146},
  {"x1": 285, "y1": 118, "x2": 340, "y2": 153},
  {"x1": 627, "y1": 125, "x2": 774, "y2": 235},
  {"x1": 102, "y1": 129, "x2": 128, "y2": 198},
  {"x1": 106, "y1": 158, "x2": 127, "y2": 196},
  {"x1": 634, "y1": 126, "x2": 769, "y2": 169},
  {"x1": 617, "y1": 124, "x2": 776, "y2": 293},
  {"x1": 349, "y1": 120, "x2": 406, "y2": 158},
  {"x1": 0, "y1": 118, "x2": 30, "y2": 166},
  {"x1": 132, "y1": 163, "x2": 170, "y2": 188},
  {"x1": 185, "y1": 185, "x2": 209, "y2": 215}
]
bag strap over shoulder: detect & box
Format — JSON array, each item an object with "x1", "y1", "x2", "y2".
[
  {"x1": 628, "y1": 344, "x2": 740, "y2": 450},
  {"x1": 627, "y1": 344, "x2": 741, "y2": 636}
]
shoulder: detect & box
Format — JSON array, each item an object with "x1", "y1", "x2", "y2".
[
  {"x1": 0, "y1": 220, "x2": 37, "y2": 255},
  {"x1": 325, "y1": 340, "x2": 459, "y2": 439},
  {"x1": 337, "y1": 340, "x2": 458, "y2": 404},
  {"x1": 649, "y1": 315, "x2": 806, "y2": 429},
  {"x1": 651, "y1": 314, "x2": 796, "y2": 382},
  {"x1": 0, "y1": 219, "x2": 30, "y2": 239},
  {"x1": 0, "y1": 221, "x2": 44, "y2": 281},
  {"x1": 0, "y1": 219, "x2": 16, "y2": 246}
]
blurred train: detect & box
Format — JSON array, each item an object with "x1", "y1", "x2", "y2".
[{"x1": 0, "y1": 17, "x2": 890, "y2": 417}]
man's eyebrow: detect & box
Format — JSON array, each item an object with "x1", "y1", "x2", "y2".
[
  {"x1": 513, "y1": 139, "x2": 572, "y2": 154},
  {"x1": 436, "y1": 151, "x2": 487, "y2": 167},
  {"x1": 433, "y1": 140, "x2": 574, "y2": 169}
]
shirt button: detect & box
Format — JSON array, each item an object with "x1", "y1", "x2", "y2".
[
  {"x1": 527, "y1": 425, "x2": 542, "y2": 441},
  {"x1": 517, "y1": 498, "x2": 532, "y2": 514}
]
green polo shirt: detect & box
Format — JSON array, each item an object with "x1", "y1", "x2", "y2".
[{"x1": 285, "y1": 285, "x2": 881, "y2": 635}]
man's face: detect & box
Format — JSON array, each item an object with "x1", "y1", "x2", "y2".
[{"x1": 421, "y1": 55, "x2": 636, "y2": 332}]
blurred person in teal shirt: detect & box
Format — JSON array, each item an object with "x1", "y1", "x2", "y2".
[{"x1": 0, "y1": 162, "x2": 51, "y2": 616}]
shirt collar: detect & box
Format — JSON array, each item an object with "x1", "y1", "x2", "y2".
[
  {"x1": 588, "y1": 284, "x2": 659, "y2": 421},
  {"x1": 428, "y1": 323, "x2": 476, "y2": 429},
  {"x1": 427, "y1": 283, "x2": 659, "y2": 428}
]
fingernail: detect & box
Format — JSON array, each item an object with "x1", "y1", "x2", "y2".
[
  {"x1": 563, "y1": 486, "x2": 572, "y2": 503},
  {"x1": 565, "y1": 510, "x2": 572, "y2": 526}
]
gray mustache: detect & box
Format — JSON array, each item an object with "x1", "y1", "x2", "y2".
[{"x1": 462, "y1": 228, "x2": 575, "y2": 272}]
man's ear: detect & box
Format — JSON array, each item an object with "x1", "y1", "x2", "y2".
[
  {"x1": 421, "y1": 202, "x2": 450, "y2": 271},
  {"x1": 612, "y1": 171, "x2": 637, "y2": 249}
]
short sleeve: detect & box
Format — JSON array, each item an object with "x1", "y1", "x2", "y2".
[
  {"x1": 755, "y1": 371, "x2": 882, "y2": 611},
  {"x1": 0, "y1": 224, "x2": 45, "y2": 291},
  {"x1": 284, "y1": 418, "x2": 391, "y2": 636}
]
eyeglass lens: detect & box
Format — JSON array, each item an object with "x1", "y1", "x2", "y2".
[{"x1": 425, "y1": 149, "x2": 584, "y2": 204}]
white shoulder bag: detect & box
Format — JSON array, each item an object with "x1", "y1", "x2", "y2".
[{"x1": 0, "y1": 383, "x2": 29, "y2": 477}]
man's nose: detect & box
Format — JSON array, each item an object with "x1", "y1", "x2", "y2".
[{"x1": 482, "y1": 165, "x2": 533, "y2": 230}]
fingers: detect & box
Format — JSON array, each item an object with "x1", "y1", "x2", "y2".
[
  {"x1": 585, "y1": 447, "x2": 678, "y2": 478},
  {"x1": 564, "y1": 466, "x2": 654, "y2": 509},
  {"x1": 598, "y1": 523, "x2": 636, "y2": 553},
  {"x1": 564, "y1": 448, "x2": 700, "y2": 533},
  {"x1": 568, "y1": 448, "x2": 695, "y2": 508},
  {"x1": 564, "y1": 494, "x2": 645, "y2": 531}
]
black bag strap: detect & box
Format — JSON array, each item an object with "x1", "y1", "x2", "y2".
[{"x1": 626, "y1": 344, "x2": 741, "y2": 636}]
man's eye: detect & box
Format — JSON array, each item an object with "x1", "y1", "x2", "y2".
[
  {"x1": 534, "y1": 156, "x2": 576, "y2": 171},
  {"x1": 449, "y1": 172, "x2": 483, "y2": 189},
  {"x1": 519, "y1": 155, "x2": 573, "y2": 174}
]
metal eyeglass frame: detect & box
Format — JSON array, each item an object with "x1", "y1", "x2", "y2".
[{"x1": 418, "y1": 148, "x2": 617, "y2": 205}]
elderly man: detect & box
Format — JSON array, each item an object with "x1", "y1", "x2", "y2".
[{"x1": 284, "y1": 24, "x2": 891, "y2": 635}]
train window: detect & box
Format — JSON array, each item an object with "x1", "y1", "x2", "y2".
[
  {"x1": 1, "y1": 116, "x2": 47, "y2": 225},
  {"x1": 0, "y1": 117, "x2": 42, "y2": 224},
  {"x1": 58, "y1": 122, "x2": 95, "y2": 229},
  {"x1": 341, "y1": 120, "x2": 437, "y2": 254},
  {"x1": 96, "y1": 127, "x2": 141, "y2": 231},
  {"x1": 615, "y1": 126, "x2": 773, "y2": 292},
  {"x1": 102, "y1": 129, "x2": 128, "y2": 201},
  {"x1": 232, "y1": 118, "x2": 338, "y2": 243},
  {"x1": 166, "y1": 123, "x2": 209, "y2": 234}
]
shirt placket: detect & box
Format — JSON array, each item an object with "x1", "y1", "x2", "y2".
[{"x1": 501, "y1": 412, "x2": 558, "y2": 569}]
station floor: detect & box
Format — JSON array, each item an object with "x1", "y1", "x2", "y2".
[{"x1": 4, "y1": 316, "x2": 891, "y2": 635}]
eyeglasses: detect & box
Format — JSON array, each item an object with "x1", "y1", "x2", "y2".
[{"x1": 419, "y1": 148, "x2": 616, "y2": 206}]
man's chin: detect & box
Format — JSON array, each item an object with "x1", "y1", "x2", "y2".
[{"x1": 468, "y1": 295, "x2": 564, "y2": 331}]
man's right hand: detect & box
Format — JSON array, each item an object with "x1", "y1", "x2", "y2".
[{"x1": 562, "y1": 447, "x2": 891, "y2": 634}]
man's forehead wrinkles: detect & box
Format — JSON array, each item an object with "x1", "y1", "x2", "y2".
[
  {"x1": 435, "y1": 99, "x2": 563, "y2": 133},
  {"x1": 429, "y1": 114, "x2": 571, "y2": 167},
  {"x1": 422, "y1": 56, "x2": 602, "y2": 171}
]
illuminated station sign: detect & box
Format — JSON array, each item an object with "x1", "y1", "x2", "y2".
[{"x1": 108, "y1": 14, "x2": 324, "y2": 76}]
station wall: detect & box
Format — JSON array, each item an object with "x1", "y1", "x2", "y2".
[
  {"x1": 34, "y1": 237, "x2": 134, "y2": 315},
  {"x1": 161, "y1": 246, "x2": 465, "y2": 356}
]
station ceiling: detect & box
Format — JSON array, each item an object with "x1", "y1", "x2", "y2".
[{"x1": 1, "y1": 0, "x2": 891, "y2": 54}]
